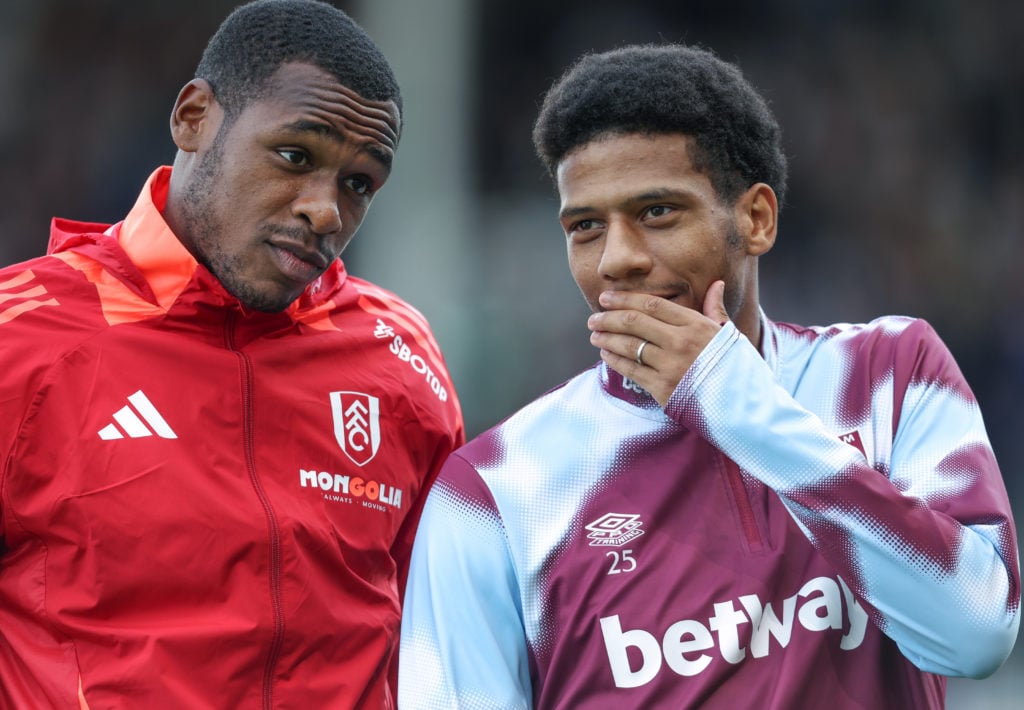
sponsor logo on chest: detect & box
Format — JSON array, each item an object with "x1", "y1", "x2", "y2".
[
  {"x1": 601, "y1": 574, "x2": 867, "y2": 687},
  {"x1": 375, "y1": 319, "x2": 449, "y2": 403},
  {"x1": 301, "y1": 390, "x2": 403, "y2": 513},
  {"x1": 299, "y1": 468, "x2": 402, "y2": 511}
]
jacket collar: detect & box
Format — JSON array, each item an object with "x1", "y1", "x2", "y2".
[
  {"x1": 118, "y1": 166, "x2": 204, "y2": 311},
  {"x1": 49, "y1": 166, "x2": 349, "y2": 319}
]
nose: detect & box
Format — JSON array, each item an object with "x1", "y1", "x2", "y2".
[
  {"x1": 293, "y1": 178, "x2": 343, "y2": 236},
  {"x1": 599, "y1": 219, "x2": 653, "y2": 280}
]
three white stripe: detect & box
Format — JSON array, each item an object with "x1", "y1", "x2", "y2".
[{"x1": 97, "y1": 390, "x2": 178, "y2": 440}]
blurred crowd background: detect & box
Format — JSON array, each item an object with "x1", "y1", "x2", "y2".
[{"x1": 0, "y1": 0, "x2": 1020, "y2": 705}]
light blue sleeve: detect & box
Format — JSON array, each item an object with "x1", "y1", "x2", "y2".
[
  {"x1": 666, "y1": 321, "x2": 1020, "y2": 678},
  {"x1": 399, "y1": 455, "x2": 532, "y2": 710}
]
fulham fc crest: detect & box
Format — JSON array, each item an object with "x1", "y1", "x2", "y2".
[{"x1": 330, "y1": 391, "x2": 381, "y2": 467}]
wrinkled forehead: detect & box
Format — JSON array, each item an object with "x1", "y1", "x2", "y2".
[{"x1": 265, "y1": 62, "x2": 401, "y2": 154}]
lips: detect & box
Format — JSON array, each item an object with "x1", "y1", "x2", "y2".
[
  {"x1": 268, "y1": 241, "x2": 330, "y2": 284},
  {"x1": 272, "y1": 239, "x2": 329, "y2": 269}
]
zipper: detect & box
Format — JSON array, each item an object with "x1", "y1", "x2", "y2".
[
  {"x1": 721, "y1": 455, "x2": 764, "y2": 553},
  {"x1": 226, "y1": 312, "x2": 284, "y2": 709}
]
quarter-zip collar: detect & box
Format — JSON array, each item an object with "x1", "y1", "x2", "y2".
[{"x1": 47, "y1": 167, "x2": 350, "y2": 322}]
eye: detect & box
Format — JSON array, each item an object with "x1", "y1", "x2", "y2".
[
  {"x1": 277, "y1": 149, "x2": 311, "y2": 167},
  {"x1": 565, "y1": 218, "x2": 603, "y2": 243},
  {"x1": 343, "y1": 175, "x2": 374, "y2": 195},
  {"x1": 644, "y1": 205, "x2": 674, "y2": 219}
]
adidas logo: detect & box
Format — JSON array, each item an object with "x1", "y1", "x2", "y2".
[{"x1": 98, "y1": 390, "x2": 178, "y2": 440}]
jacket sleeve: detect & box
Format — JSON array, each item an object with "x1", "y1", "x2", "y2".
[
  {"x1": 389, "y1": 392, "x2": 465, "y2": 700},
  {"x1": 391, "y1": 415, "x2": 466, "y2": 606},
  {"x1": 664, "y1": 320, "x2": 1021, "y2": 678},
  {"x1": 0, "y1": 264, "x2": 60, "y2": 547},
  {"x1": 398, "y1": 454, "x2": 532, "y2": 710}
]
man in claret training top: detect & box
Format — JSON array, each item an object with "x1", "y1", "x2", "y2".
[
  {"x1": 0, "y1": 1, "x2": 463, "y2": 707},
  {"x1": 397, "y1": 44, "x2": 1019, "y2": 709}
]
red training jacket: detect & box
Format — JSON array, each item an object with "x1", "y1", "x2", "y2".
[{"x1": 0, "y1": 167, "x2": 464, "y2": 708}]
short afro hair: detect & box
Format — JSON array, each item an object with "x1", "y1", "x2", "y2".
[
  {"x1": 196, "y1": 0, "x2": 401, "y2": 122},
  {"x1": 533, "y1": 44, "x2": 787, "y2": 208}
]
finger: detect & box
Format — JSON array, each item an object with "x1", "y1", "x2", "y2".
[
  {"x1": 702, "y1": 280, "x2": 729, "y2": 324},
  {"x1": 599, "y1": 346, "x2": 646, "y2": 382},
  {"x1": 634, "y1": 338, "x2": 651, "y2": 367},
  {"x1": 587, "y1": 308, "x2": 663, "y2": 341},
  {"x1": 590, "y1": 330, "x2": 654, "y2": 367},
  {"x1": 598, "y1": 291, "x2": 695, "y2": 326}
]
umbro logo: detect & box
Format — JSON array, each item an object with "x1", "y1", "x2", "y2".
[
  {"x1": 97, "y1": 390, "x2": 178, "y2": 440},
  {"x1": 586, "y1": 513, "x2": 645, "y2": 547}
]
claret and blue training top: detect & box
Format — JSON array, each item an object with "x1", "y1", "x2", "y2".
[
  {"x1": 399, "y1": 314, "x2": 1020, "y2": 709},
  {"x1": 0, "y1": 167, "x2": 464, "y2": 708}
]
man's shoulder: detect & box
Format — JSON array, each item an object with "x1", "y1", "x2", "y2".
[
  {"x1": 0, "y1": 253, "x2": 115, "y2": 400},
  {"x1": 456, "y1": 366, "x2": 602, "y2": 462},
  {"x1": 343, "y1": 275, "x2": 430, "y2": 322},
  {"x1": 336, "y1": 275, "x2": 444, "y2": 344},
  {"x1": 772, "y1": 314, "x2": 921, "y2": 342},
  {"x1": 0, "y1": 252, "x2": 107, "y2": 329},
  {"x1": 326, "y1": 274, "x2": 464, "y2": 426},
  {"x1": 770, "y1": 314, "x2": 939, "y2": 361},
  {"x1": 769, "y1": 314, "x2": 955, "y2": 388}
]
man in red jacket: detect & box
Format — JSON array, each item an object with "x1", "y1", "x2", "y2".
[{"x1": 0, "y1": 1, "x2": 463, "y2": 707}]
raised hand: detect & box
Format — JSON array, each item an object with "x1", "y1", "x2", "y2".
[{"x1": 587, "y1": 280, "x2": 729, "y2": 406}]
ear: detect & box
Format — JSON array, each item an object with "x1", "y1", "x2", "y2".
[
  {"x1": 169, "y1": 79, "x2": 223, "y2": 153},
  {"x1": 734, "y1": 183, "x2": 778, "y2": 257}
]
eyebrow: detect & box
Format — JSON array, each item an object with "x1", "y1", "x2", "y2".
[
  {"x1": 559, "y1": 204, "x2": 595, "y2": 221},
  {"x1": 279, "y1": 119, "x2": 394, "y2": 169},
  {"x1": 559, "y1": 188, "x2": 690, "y2": 221}
]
